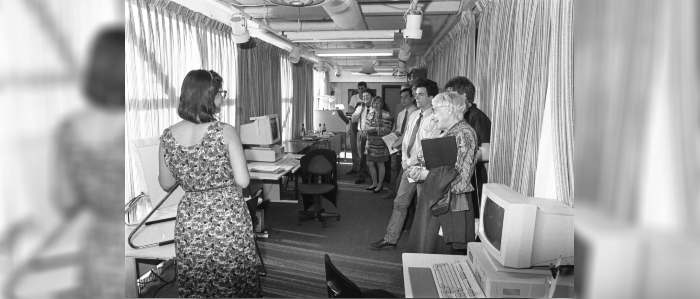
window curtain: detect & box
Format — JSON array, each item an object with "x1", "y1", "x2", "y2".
[
  {"x1": 473, "y1": 0, "x2": 557, "y2": 198},
  {"x1": 125, "y1": 0, "x2": 237, "y2": 200},
  {"x1": 547, "y1": 0, "x2": 574, "y2": 207},
  {"x1": 418, "y1": 11, "x2": 477, "y2": 89},
  {"x1": 291, "y1": 59, "x2": 315, "y2": 139},
  {"x1": 235, "y1": 37, "x2": 285, "y2": 129},
  {"x1": 575, "y1": 0, "x2": 661, "y2": 220},
  {"x1": 280, "y1": 56, "x2": 294, "y2": 142}
]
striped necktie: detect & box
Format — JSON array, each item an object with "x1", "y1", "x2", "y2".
[{"x1": 406, "y1": 112, "x2": 423, "y2": 158}]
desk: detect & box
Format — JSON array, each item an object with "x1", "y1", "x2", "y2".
[
  {"x1": 284, "y1": 133, "x2": 342, "y2": 156},
  {"x1": 247, "y1": 153, "x2": 301, "y2": 204}
]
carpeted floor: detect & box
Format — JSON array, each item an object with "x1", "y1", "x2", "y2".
[{"x1": 257, "y1": 160, "x2": 406, "y2": 298}]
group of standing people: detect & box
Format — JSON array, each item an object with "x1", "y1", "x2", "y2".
[{"x1": 349, "y1": 77, "x2": 492, "y2": 255}]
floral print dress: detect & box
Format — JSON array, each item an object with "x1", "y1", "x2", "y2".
[{"x1": 160, "y1": 121, "x2": 262, "y2": 298}]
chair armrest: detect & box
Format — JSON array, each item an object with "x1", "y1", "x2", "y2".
[{"x1": 327, "y1": 280, "x2": 342, "y2": 297}]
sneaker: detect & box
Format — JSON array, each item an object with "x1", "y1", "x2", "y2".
[
  {"x1": 354, "y1": 178, "x2": 366, "y2": 184},
  {"x1": 369, "y1": 239, "x2": 397, "y2": 250},
  {"x1": 345, "y1": 169, "x2": 358, "y2": 175}
]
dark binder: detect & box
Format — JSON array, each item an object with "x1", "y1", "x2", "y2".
[
  {"x1": 408, "y1": 267, "x2": 439, "y2": 298},
  {"x1": 421, "y1": 136, "x2": 457, "y2": 170},
  {"x1": 335, "y1": 109, "x2": 350, "y2": 124}
]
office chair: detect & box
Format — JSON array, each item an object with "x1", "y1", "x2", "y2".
[
  {"x1": 324, "y1": 254, "x2": 397, "y2": 298},
  {"x1": 296, "y1": 149, "x2": 340, "y2": 228},
  {"x1": 245, "y1": 188, "x2": 267, "y2": 277}
]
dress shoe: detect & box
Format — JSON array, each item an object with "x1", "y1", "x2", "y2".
[
  {"x1": 381, "y1": 193, "x2": 396, "y2": 199},
  {"x1": 354, "y1": 178, "x2": 365, "y2": 184},
  {"x1": 373, "y1": 186, "x2": 384, "y2": 193},
  {"x1": 345, "y1": 169, "x2": 358, "y2": 175},
  {"x1": 369, "y1": 239, "x2": 397, "y2": 250},
  {"x1": 365, "y1": 185, "x2": 377, "y2": 190}
]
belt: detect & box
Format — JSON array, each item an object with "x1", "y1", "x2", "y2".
[{"x1": 186, "y1": 185, "x2": 235, "y2": 193}]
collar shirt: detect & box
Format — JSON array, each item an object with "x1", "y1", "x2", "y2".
[
  {"x1": 358, "y1": 107, "x2": 372, "y2": 131},
  {"x1": 401, "y1": 108, "x2": 440, "y2": 165},
  {"x1": 394, "y1": 105, "x2": 418, "y2": 135}
]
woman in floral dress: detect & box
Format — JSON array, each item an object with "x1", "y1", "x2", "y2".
[{"x1": 158, "y1": 69, "x2": 262, "y2": 298}]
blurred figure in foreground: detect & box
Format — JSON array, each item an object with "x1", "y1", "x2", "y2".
[{"x1": 2, "y1": 27, "x2": 125, "y2": 299}]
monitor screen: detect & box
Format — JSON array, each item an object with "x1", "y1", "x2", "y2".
[
  {"x1": 483, "y1": 197, "x2": 505, "y2": 251},
  {"x1": 269, "y1": 117, "x2": 279, "y2": 141}
]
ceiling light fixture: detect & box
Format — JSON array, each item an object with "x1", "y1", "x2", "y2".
[
  {"x1": 359, "y1": 60, "x2": 378, "y2": 75},
  {"x1": 314, "y1": 48, "x2": 395, "y2": 57},
  {"x1": 398, "y1": 43, "x2": 411, "y2": 61},
  {"x1": 403, "y1": 0, "x2": 423, "y2": 39},
  {"x1": 286, "y1": 30, "x2": 398, "y2": 43},
  {"x1": 230, "y1": 13, "x2": 250, "y2": 43}
]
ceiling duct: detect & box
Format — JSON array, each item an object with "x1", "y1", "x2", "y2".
[
  {"x1": 359, "y1": 60, "x2": 377, "y2": 75},
  {"x1": 268, "y1": 0, "x2": 328, "y2": 7},
  {"x1": 321, "y1": 0, "x2": 373, "y2": 48}
]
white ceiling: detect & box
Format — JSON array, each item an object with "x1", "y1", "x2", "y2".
[{"x1": 209, "y1": 0, "x2": 476, "y2": 72}]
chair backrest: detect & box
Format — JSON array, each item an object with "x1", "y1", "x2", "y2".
[
  {"x1": 129, "y1": 138, "x2": 184, "y2": 206},
  {"x1": 299, "y1": 149, "x2": 339, "y2": 209},
  {"x1": 324, "y1": 254, "x2": 364, "y2": 298}
]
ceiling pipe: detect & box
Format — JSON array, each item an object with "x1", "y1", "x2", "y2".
[
  {"x1": 321, "y1": 0, "x2": 373, "y2": 48},
  {"x1": 266, "y1": 20, "x2": 340, "y2": 32}
]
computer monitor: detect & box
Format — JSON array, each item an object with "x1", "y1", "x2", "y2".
[
  {"x1": 239, "y1": 114, "x2": 281, "y2": 146},
  {"x1": 478, "y1": 183, "x2": 574, "y2": 268}
]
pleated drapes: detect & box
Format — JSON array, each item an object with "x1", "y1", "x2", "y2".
[
  {"x1": 292, "y1": 59, "x2": 315, "y2": 139},
  {"x1": 125, "y1": 0, "x2": 237, "y2": 200},
  {"x1": 418, "y1": 11, "x2": 477, "y2": 89},
  {"x1": 235, "y1": 38, "x2": 285, "y2": 129},
  {"x1": 472, "y1": 0, "x2": 551, "y2": 197},
  {"x1": 547, "y1": 0, "x2": 574, "y2": 207}
]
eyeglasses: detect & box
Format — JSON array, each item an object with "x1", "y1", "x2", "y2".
[
  {"x1": 219, "y1": 90, "x2": 227, "y2": 98},
  {"x1": 431, "y1": 105, "x2": 449, "y2": 114}
]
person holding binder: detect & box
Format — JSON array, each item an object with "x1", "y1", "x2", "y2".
[{"x1": 404, "y1": 92, "x2": 479, "y2": 254}]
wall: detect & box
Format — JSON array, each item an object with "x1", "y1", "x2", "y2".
[{"x1": 330, "y1": 76, "x2": 409, "y2": 111}]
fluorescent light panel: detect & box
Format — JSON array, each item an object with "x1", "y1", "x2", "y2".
[
  {"x1": 286, "y1": 30, "x2": 397, "y2": 42},
  {"x1": 314, "y1": 48, "x2": 395, "y2": 57}
]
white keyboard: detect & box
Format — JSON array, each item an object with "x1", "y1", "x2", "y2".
[
  {"x1": 275, "y1": 156, "x2": 300, "y2": 168},
  {"x1": 431, "y1": 260, "x2": 485, "y2": 298}
]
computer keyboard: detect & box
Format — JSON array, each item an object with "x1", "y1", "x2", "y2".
[
  {"x1": 275, "y1": 156, "x2": 300, "y2": 168},
  {"x1": 431, "y1": 260, "x2": 485, "y2": 298}
]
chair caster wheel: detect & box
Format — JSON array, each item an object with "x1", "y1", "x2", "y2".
[{"x1": 336, "y1": 216, "x2": 340, "y2": 221}]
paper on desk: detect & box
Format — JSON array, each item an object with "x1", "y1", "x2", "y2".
[{"x1": 382, "y1": 133, "x2": 399, "y2": 154}]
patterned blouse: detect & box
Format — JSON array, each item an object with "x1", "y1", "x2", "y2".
[
  {"x1": 443, "y1": 120, "x2": 478, "y2": 194},
  {"x1": 365, "y1": 108, "x2": 393, "y2": 136}
]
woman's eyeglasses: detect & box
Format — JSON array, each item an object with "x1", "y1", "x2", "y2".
[{"x1": 218, "y1": 90, "x2": 227, "y2": 98}]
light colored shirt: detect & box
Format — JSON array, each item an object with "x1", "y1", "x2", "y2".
[
  {"x1": 401, "y1": 108, "x2": 440, "y2": 166},
  {"x1": 358, "y1": 107, "x2": 372, "y2": 131},
  {"x1": 394, "y1": 105, "x2": 418, "y2": 135},
  {"x1": 351, "y1": 101, "x2": 366, "y2": 123}
]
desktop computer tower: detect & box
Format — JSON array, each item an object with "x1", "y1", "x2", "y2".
[{"x1": 465, "y1": 243, "x2": 574, "y2": 298}]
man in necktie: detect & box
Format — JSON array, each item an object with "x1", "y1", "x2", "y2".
[
  {"x1": 352, "y1": 90, "x2": 374, "y2": 184},
  {"x1": 382, "y1": 87, "x2": 417, "y2": 200},
  {"x1": 346, "y1": 82, "x2": 367, "y2": 175},
  {"x1": 370, "y1": 79, "x2": 441, "y2": 249}
]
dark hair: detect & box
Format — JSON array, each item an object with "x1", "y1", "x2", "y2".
[
  {"x1": 415, "y1": 79, "x2": 439, "y2": 97},
  {"x1": 400, "y1": 87, "x2": 413, "y2": 97},
  {"x1": 444, "y1": 76, "x2": 476, "y2": 104},
  {"x1": 362, "y1": 89, "x2": 375, "y2": 97},
  {"x1": 84, "y1": 27, "x2": 125, "y2": 109},
  {"x1": 358, "y1": 81, "x2": 367, "y2": 88},
  {"x1": 410, "y1": 77, "x2": 428, "y2": 89},
  {"x1": 178, "y1": 70, "x2": 223, "y2": 124}
]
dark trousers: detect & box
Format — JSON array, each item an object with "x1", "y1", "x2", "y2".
[
  {"x1": 349, "y1": 122, "x2": 359, "y2": 171},
  {"x1": 406, "y1": 192, "x2": 476, "y2": 254},
  {"x1": 357, "y1": 133, "x2": 368, "y2": 178}
]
